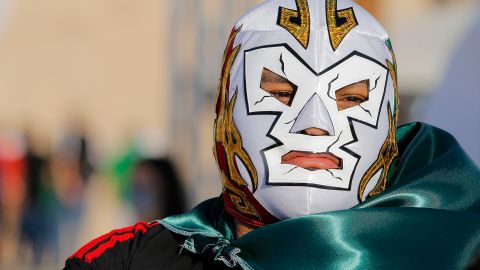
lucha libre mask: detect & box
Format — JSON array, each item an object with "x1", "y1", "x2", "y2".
[{"x1": 214, "y1": 0, "x2": 399, "y2": 227}]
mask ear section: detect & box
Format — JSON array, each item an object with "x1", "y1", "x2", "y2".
[
  {"x1": 260, "y1": 68, "x2": 298, "y2": 107},
  {"x1": 335, "y1": 80, "x2": 369, "y2": 111}
]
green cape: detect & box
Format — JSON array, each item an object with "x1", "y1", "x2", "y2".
[{"x1": 160, "y1": 123, "x2": 480, "y2": 269}]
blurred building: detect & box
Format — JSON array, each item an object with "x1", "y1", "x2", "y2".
[{"x1": 0, "y1": 0, "x2": 170, "y2": 158}]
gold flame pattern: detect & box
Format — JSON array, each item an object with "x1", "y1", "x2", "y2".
[
  {"x1": 326, "y1": 0, "x2": 358, "y2": 51},
  {"x1": 213, "y1": 27, "x2": 260, "y2": 218},
  {"x1": 357, "y1": 45, "x2": 400, "y2": 202},
  {"x1": 278, "y1": 0, "x2": 311, "y2": 49}
]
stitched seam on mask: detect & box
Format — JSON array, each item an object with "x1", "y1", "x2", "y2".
[
  {"x1": 236, "y1": 28, "x2": 386, "y2": 41},
  {"x1": 313, "y1": 97, "x2": 320, "y2": 128},
  {"x1": 350, "y1": 28, "x2": 388, "y2": 41}
]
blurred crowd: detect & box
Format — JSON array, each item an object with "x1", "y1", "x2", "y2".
[{"x1": 0, "y1": 127, "x2": 186, "y2": 269}]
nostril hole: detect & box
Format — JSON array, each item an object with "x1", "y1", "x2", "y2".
[{"x1": 298, "y1": 128, "x2": 330, "y2": 136}]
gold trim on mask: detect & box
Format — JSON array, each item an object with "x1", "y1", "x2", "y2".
[
  {"x1": 278, "y1": 0, "x2": 311, "y2": 49},
  {"x1": 357, "y1": 103, "x2": 398, "y2": 201},
  {"x1": 214, "y1": 27, "x2": 260, "y2": 218},
  {"x1": 387, "y1": 44, "x2": 400, "y2": 122},
  {"x1": 326, "y1": 0, "x2": 358, "y2": 51},
  {"x1": 357, "y1": 50, "x2": 399, "y2": 202}
]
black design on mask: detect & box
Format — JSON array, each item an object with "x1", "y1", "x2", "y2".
[
  {"x1": 283, "y1": 166, "x2": 299, "y2": 175},
  {"x1": 243, "y1": 44, "x2": 389, "y2": 191},
  {"x1": 370, "y1": 76, "x2": 381, "y2": 92},
  {"x1": 327, "y1": 73, "x2": 340, "y2": 100},
  {"x1": 284, "y1": 117, "x2": 297, "y2": 125},
  {"x1": 255, "y1": 95, "x2": 274, "y2": 105},
  {"x1": 359, "y1": 105, "x2": 372, "y2": 117},
  {"x1": 326, "y1": 169, "x2": 343, "y2": 181},
  {"x1": 327, "y1": 131, "x2": 343, "y2": 153},
  {"x1": 280, "y1": 53, "x2": 286, "y2": 76}
]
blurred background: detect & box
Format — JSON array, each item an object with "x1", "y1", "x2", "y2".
[{"x1": 0, "y1": 0, "x2": 478, "y2": 268}]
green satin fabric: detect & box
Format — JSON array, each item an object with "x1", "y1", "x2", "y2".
[{"x1": 160, "y1": 123, "x2": 480, "y2": 269}]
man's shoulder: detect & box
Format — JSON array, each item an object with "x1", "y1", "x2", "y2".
[
  {"x1": 64, "y1": 221, "x2": 184, "y2": 269},
  {"x1": 64, "y1": 220, "x2": 234, "y2": 270}
]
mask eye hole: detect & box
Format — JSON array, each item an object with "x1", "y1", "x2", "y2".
[
  {"x1": 335, "y1": 80, "x2": 369, "y2": 111},
  {"x1": 260, "y1": 68, "x2": 298, "y2": 106}
]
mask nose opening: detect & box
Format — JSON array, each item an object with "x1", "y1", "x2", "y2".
[
  {"x1": 290, "y1": 94, "x2": 335, "y2": 136},
  {"x1": 297, "y1": 127, "x2": 330, "y2": 136}
]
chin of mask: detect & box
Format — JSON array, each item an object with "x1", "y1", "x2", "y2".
[{"x1": 214, "y1": 0, "x2": 399, "y2": 227}]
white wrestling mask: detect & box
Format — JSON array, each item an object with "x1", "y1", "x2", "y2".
[{"x1": 214, "y1": 0, "x2": 399, "y2": 227}]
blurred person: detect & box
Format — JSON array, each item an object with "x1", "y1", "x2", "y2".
[
  {"x1": 64, "y1": 1, "x2": 480, "y2": 269},
  {"x1": 131, "y1": 158, "x2": 186, "y2": 222},
  {"x1": 0, "y1": 130, "x2": 27, "y2": 264},
  {"x1": 51, "y1": 129, "x2": 95, "y2": 262},
  {"x1": 51, "y1": 128, "x2": 94, "y2": 211},
  {"x1": 19, "y1": 134, "x2": 58, "y2": 266},
  {"x1": 109, "y1": 141, "x2": 139, "y2": 203},
  {"x1": 109, "y1": 129, "x2": 170, "y2": 205}
]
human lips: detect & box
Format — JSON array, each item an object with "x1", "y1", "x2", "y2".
[{"x1": 281, "y1": 151, "x2": 341, "y2": 170}]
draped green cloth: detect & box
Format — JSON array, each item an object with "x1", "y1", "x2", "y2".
[{"x1": 160, "y1": 123, "x2": 480, "y2": 269}]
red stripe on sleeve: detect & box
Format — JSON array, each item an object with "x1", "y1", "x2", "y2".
[
  {"x1": 84, "y1": 233, "x2": 136, "y2": 263},
  {"x1": 70, "y1": 221, "x2": 159, "y2": 261}
]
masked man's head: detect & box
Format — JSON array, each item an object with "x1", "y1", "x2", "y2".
[{"x1": 214, "y1": 0, "x2": 399, "y2": 227}]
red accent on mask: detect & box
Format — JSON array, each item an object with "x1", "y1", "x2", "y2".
[
  {"x1": 216, "y1": 27, "x2": 238, "y2": 115},
  {"x1": 215, "y1": 142, "x2": 228, "y2": 174},
  {"x1": 222, "y1": 188, "x2": 279, "y2": 228}
]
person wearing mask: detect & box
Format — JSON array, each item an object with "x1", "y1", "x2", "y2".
[{"x1": 64, "y1": 1, "x2": 480, "y2": 269}]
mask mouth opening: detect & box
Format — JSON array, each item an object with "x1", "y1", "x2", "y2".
[{"x1": 281, "y1": 151, "x2": 343, "y2": 171}]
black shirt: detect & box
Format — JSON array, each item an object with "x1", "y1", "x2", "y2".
[{"x1": 64, "y1": 221, "x2": 237, "y2": 270}]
